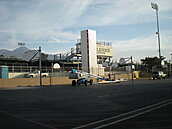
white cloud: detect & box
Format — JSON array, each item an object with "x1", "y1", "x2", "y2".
[
  {"x1": 75, "y1": 0, "x2": 172, "y2": 27},
  {"x1": 0, "y1": 0, "x2": 172, "y2": 58},
  {"x1": 0, "y1": 0, "x2": 91, "y2": 47},
  {"x1": 48, "y1": 30, "x2": 79, "y2": 43},
  {"x1": 112, "y1": 31, "x2": 172, "y2": 62}
]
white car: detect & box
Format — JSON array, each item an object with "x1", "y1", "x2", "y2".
[
  {"x1": 25, "y1": 71, "x2": 49, "y2": 78},
  {"x1": 152, "y1": 71, "x2": 166, "y2": 79}
]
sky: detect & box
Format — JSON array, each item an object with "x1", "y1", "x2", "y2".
[{"x1": 0, "y1": 0, "x2": 172, "y2": 62}]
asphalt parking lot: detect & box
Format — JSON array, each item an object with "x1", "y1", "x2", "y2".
[{"x1": 0, "y1": 79, "x2": 172, "y2": 129}]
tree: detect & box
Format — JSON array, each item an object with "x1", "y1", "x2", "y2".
[{"x1": 141, "y1": 56, "x2": 165, "y2": 73}]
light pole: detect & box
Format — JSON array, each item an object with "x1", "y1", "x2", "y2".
[
  {"x1": 151, "y1": 2, "x2": 161, "y2": 59},
  {"x1": 29, "y1": 46, "x2": 42, "y2": 88},
  {"x1": 39, "y1": 46, "x2": 42, "y2": 88}
]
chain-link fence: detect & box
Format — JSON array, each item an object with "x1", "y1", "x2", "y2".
[
  {"x1": 7, "y1": 65, "x2": 132, "y2": 79},
  {"x1": 8, "y1": 66, "x2": 70, "y2": 78},
  {"x1": 0, "y1": 65, "x2": 135, "y2": 88}
]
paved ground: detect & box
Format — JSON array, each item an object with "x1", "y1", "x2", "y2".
[{"x1": 0, "y1": 79, "x2": 172, "y2": 129}]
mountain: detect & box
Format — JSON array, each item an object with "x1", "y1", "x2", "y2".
[
  {"x1": 0, "y1": 47, "x2": 66, "y2": 61},
  {"x1": 0, "y1": 47, "x2": 31, "y2": 59},
  {"x1": 0, "y1": 47, "x2": 51, "y2": 61},
  {"x1": 0, "y1": 49, "x2": 11, "y2": 56},
  {"x1": 13, "y1": 47, "x2": 30, "y2": 57}
]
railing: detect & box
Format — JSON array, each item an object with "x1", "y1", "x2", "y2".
[{"x1": 53, "y1": 48, "x2": 77, "y2": 61}]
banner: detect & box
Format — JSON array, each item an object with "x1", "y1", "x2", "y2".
[{"x1": 96, "y1": 44, "x2": 112, "y2": 57}]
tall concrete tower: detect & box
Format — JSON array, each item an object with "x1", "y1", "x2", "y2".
[{"x1": 81, "y1": 29, "x2": 98, "y2": 74}]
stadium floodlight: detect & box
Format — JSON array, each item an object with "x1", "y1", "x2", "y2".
[
  {"x1": 151, "y1": 2, "x2": 161, "y2": 59},
  {"x1": 151, "y1": 2, "x2": 158, "y2": 10}
]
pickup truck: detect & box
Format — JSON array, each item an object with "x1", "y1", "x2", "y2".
[
  {"x1": 25, "y1": 71, "x2": 49, "y2": 78},
  {"x1": 152, "y1": 71, "x2": 166, "y2": 79}
]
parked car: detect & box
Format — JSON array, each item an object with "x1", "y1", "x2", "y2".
[
  {"x1": 152, "y1": 71, "x2": 166, "y2": 79},
  {"x1": 25, "y1": 71, "x2": 49, "y2": 78}
]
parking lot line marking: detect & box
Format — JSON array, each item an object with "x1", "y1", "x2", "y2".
[
  {"x1": 0, "y1": 110, "x2": 56, "y2": 129},
  {"x1": 72, "y1": 98, "x2": 172, "y2": 129},
  {"x1": 94, "y1": 100, "x2": 172, "y2": 129},
  {"x1": 98, "y1": 94, "x2": 110, "y2": 98}
]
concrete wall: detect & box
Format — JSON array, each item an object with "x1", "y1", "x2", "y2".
[
  {"x1": 104, "y1": 72, "x2": 132, "y2": 80},
  {"x1": 81, "y1": 30, "x2": 88, "y2": 72},
  {"x1": 115, "y1": 73, "x2": 131, "y2": 80},
  {"x1": 0, "y1": 73, "x2": 133, "y2": 88},
  {"x1": 81, "y1": 29, "x2": 98, "y2": 74},
  {"x1": 0, "y1": 77, "x2": 75, "y2": 88}
]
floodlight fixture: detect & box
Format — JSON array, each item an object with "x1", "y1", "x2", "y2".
[{"x1": 151, "y1": 2, "x2": 158, "y2": 10}]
